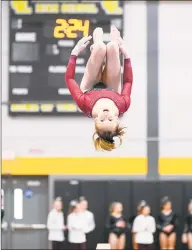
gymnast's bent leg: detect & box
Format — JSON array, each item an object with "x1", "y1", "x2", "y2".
[
  {"x1": 80, "y1": 27, "x2": 106, "y2": 93},
  {"x1": 102, "y1": 25, "x2": 121, "y2": 94}
]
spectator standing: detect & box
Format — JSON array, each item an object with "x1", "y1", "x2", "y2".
[
  {"x1": 107, "y1": 202, "x2": 127, "y2": 250},
  {"x1": 157, "y1": 197, "x2": 177, "y2": 250},
  {"x1": 182, "y1": 200, "x2": 192, "y2": 250},
  {"x1": 67, "y1": 200, "x2": 87, "y2": 250},
  {"x1": 133, "y1": 203, "x2": 156, "y2": 250},
  {"x1": 128, "y1": 200, "x2": 147, "y2": 250},
  {"x1": 47, "y1": 197, "x2": 66, "y2": 250},
  {"x1": 79, "y1": 196, "x2": 95, "y2": 233}
]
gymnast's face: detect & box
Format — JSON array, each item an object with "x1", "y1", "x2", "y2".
[
  {"x1": 95, "y1": 110, "x2": 119, "y2": 132},
  {"x1": 114, "y1": 203, "x2": 123, "y2": 213},
  {"x1": 142, "y1": 206, "x2": 150, "y2": 216},
  {"x1": 72, "y1": 203, "x2": 80, "y2": 213},
  {"x1": 54, "y1": 200, "x2": 62, "y2": 211},
  {"x1": 80, "y1": 200, "x2": 88, "y2": 211},
  {"x1": 163, "y1": 201, "x2": 172, "y2": 211}
]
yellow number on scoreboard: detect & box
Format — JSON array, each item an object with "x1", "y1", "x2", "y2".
[
  {"x1": 54, "y1": 19, "x2": 69, "y2": 39},
  {"x1": 101, "y1": 1, "x2": 123, "y2": 15},
  {"x1": 78, "y1": 20, "x2": 90, "y2": 37},
  {"x1": 54, "y1": 19, "x2": 90, "y2": 39},
  {"x1": 66, "y1": 19, "x2": 80, "y2": 39},
  {"x1": 10, "y1": 0, "x2": 32, "y2": 15},
  {"x1": 66, "y1": 19, "x2": 90, "y2": 39}
]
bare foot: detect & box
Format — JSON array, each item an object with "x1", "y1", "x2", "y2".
[
  {"x1": 93, "y1": 27, "x2": 103, "y2": 42},
  {"x1": 90, "y1": 27, "x2": 104, "y2": 52},
  {"x1": 110, "y1": 25, "x2": 120, "y2": 42}
]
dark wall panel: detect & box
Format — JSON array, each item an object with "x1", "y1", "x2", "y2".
[
  {"x1": 132, "y1": 181, "x2": 159, "y2": 217},
  {"x1": 183, "y1": 182, "x2": 192, "y2": 212},
  {"x1": 54, "y1": 180, "x2": 80, "y2": 215},
  {"x1": 159, "y1": 182, "x2": 183, "y2": 214},
  {"x1": 107, "y1": 181, "x2": 132, "y2": 215}
]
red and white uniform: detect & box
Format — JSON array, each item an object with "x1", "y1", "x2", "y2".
[{"x1": 65, "y1": 55, "x2": 133, "y2": 117}]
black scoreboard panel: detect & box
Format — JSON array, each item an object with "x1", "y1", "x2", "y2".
[{"x1": 8, "y1": 0, "x2": 124, "y2": 116}]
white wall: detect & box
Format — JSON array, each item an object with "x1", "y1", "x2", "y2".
[
  {"x1": 159, "y1": 2, "x2": 192, "y2": 157},
  {"x1": 2, "y1": 1, "x2": 147, "y2": 157}
]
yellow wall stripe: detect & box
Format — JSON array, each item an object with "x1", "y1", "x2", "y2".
[
  {"x1": 159, "y1": 158, "x2": 192, "y2": 175},
  {"x1": 2, "y1": 157, "x2": 147, "y2": 176}
]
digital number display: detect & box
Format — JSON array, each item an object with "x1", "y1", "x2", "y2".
[
  {"x1": 54, "y1": 19, "x2": 90, "y2": 39},
  {"x1": 8, "y1": 0, "x2": 124, "y2": 116}
]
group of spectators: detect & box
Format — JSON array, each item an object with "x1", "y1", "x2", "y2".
[
  {"x1": 47, "y1": 196, "x2": 95, "y2": 250},
  {"x1": 47, "y1": 196, "x2": 192, "y2": 250}
]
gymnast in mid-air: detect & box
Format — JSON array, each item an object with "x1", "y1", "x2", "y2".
[{"x1": 65, "y1": 25, "x2": 133, "y2": 151}]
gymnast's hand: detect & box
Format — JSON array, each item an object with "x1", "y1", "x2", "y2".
[
  {"x1": 117, "y1": 36, "x2": 129, "y2": 59},
  {"x1": 71, "y1": 35, "x2": 92, "y2": 56}
]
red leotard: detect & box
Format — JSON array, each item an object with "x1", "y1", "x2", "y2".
[{"x1": 65, "y1": 55, "x2": 133, "y2": 117}]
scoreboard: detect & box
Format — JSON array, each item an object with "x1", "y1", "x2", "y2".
[{"x1": 8, "y1": 0, "x2": 124, "y2": 116}]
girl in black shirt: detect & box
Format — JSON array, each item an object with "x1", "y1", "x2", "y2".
[
  {"x1": 157, "y1": 197, "x2": 177, "y2": 250},
  {"x1": 182, "y1": 200, "x2": 192, "y2": 249},
  {"x1": 106, "y1": 202, "x2": 126, "y2": 250}
]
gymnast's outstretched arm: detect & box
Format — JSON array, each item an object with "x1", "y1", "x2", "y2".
[
  {"x1": 65, "y1": 36, "x2": 92, "y2": 108},
  {"x1": 117, "y1": 36, "x2": 133, "y2": 109},
  {"x1": 121, "y1": 58, "x2": 133, "y2": 97}
]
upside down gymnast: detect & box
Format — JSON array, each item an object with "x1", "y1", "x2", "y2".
[{"x1": 65, "y1": 25, "x2": 133, "y2": 151}]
